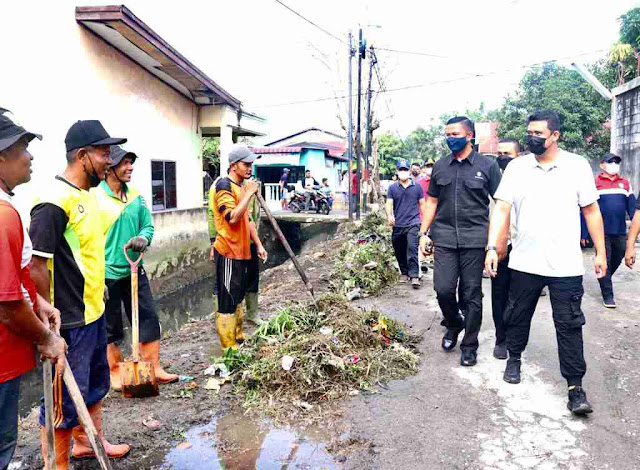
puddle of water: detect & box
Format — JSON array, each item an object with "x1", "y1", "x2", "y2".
[{"x1": 146, "y1": 410, "x2": 338, "y2": 470}]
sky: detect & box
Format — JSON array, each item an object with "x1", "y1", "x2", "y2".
[{"x1": 15, "y1": 0, "x2": 640, "y2": 142}]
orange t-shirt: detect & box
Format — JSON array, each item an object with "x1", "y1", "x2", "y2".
[{"x1": 212, "y1": 177, "x2": 252, "y2": 260}]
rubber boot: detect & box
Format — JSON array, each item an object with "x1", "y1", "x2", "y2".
[
  {"x1": 40, "y1": 426, "x2": 72, "y2": 470},
  {"x1": 235, "y1": 304, "x2": 247, "y2": 343},
  {"x1": 71, "y1": 400, "x2": 130, "y2": 459},
  {"x1": 106, "y1": 343, "x2": 123, "y2": 391},
  {"x1": 140, "y1": 340, "x2": 179, "y2": 384},
  {"x1": 245, "y1": 292, "x2": 261, "y2": 325},
  {"x1": 216, "y1": 312, "x2": 238, "y2": 350}
]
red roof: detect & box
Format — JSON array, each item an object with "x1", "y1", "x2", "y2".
[{"x1": 250, "y1": 146, "x2": 301, "y2": 154}]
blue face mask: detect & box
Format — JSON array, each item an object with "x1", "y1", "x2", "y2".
[{"x1": 446, "y1": 136, "x2": 468, "y2": 153}]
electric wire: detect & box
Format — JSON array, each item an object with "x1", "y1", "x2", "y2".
[
  {"x1": 272, "y1": 0, "x2": 346, "y2": 44},
  {"x1": 251, "y1": 48, "x2": 608, "y2": 109}
]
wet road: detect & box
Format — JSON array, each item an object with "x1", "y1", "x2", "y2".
[{"x1": 347, "y1": 250, "x2": 640, "y2": 470}]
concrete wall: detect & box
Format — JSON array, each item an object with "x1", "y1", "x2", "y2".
[
  {"x1": 611, "y1": 77, "x2": 640, "y2": 193},
  {"x1": 1, "y1": 2, "x2": 203, "y2": 216},
  {"x1": 145, "y1": 208, "x2": 211, "y2": 297}
]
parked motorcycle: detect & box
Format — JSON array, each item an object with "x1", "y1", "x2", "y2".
[{"x1": 288, "y1": 186, "x2": 331, "y2": 215}]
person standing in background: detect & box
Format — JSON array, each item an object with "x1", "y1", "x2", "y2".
[
  {"x1": 580, "y1": 153, "x2": 635, "y2": 308},
  {"x1": 279, "y1": 168, "x2": 290, "y2": 210}
]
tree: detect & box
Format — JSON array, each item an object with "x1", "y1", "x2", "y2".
[
  {"x1": 609, "y1": 41, "x2": 635, "y2": 84},
  {"x1": 489, "y1": 62, "x2": 616, "y2": 159},
  {"x1": 202, "y1": 137, "x2": 220, "y2": 178},
  {"x1": 377, "y1": 132, "x2": 406, "y2": 177}
]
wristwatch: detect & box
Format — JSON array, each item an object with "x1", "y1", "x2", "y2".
[
  {"x1": 420, "y1": 232, "x2": 428, "y2": 237},
  {"x1": 486, "y1": 245, "x2": 497, "y2": 252}
]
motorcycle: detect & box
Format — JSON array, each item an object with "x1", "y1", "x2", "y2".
[{"x1": 288, "y1": 185, "x2": 331, "y2": 215}]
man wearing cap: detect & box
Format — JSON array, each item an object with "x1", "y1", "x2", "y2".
[
  {"x1": 211, "y1": 144, "x2": 267, "y2": 350},
  {"x1": 94, "y1": 146, "x2": 179, "y2": 392},
  {"x1": 386, "y1": 159, "x2": 426, "y2": 289},
  {"x1": 29, "y1": 120, "x2": 130, "y2": 467},
  {"x1": 280, "y1": 168, "x2": 290, "y2": 210},
  {"x1": 0, "y1": 109, "x2": 67, "y2": 470},
  {"x1": 580, "y1": 153, "x2": 636, "y2": 308}
]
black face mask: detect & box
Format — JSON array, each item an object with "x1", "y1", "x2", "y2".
[
  {"x1": 411, "y1": 170, "x2": 420, "y2": 176},
  {"x1": 496, "y1": 156, "x2": 513, "y2": 171},
  {"x1": 84, "y1": 156, "x2": 102, "y2": 188},
  {"x1": 525, "y1": 135, "x2": 548, "y2": 155}
]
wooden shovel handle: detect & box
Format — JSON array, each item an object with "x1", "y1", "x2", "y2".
[
  {"x1": 43, "y1": 361, "x2": 56, "y2": 470},
  {"x1": 123, "y1": 247, "x2": 144, "y2": 274},
  {"x1": 62, "y1": 358, "x2": 113, "y2": 470}
]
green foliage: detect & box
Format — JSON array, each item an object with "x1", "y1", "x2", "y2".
[
  {"x1": 377, "y1": 132, "x2": 406, "y2": 177},
  {"x1": 202, "y1": 137, "x2": 220, "y2": 173},
  {"x1": 404, "y1": 123, "x2": 447, "y2": 163},
  {"x1": 489, "y1": 62, "x2": 615, "y2": 159},
  {"x1": 620, "y1": 7, "x2": 640, "y2": 47}
]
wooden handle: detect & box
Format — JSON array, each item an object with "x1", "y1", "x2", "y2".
[
  {"x1": 43, "y1": 361, "x2": 56, "y2": 470},
  {"x1": 62, "y1": 359, "x2": 113, "y2": 470},
  {"x1": 131, "y1": 269, "x2": 140, "y2": 362},
  {"x1": 255, "y1": 193, "x2": 317, "y2": 307}
]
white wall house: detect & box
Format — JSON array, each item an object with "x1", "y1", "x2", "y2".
[{"x1": 1, "y1": 3, "x2": 266, "y2": 216}]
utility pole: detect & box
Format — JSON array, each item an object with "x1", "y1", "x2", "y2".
[
  {"x1": 355, "y1": 28, "x2": 365, "y2": 220},
  {"x1": 364, "y1": 46, "x2": 376, "y2": 214},
  {"x1": 347, "y1": 31, "x2": 354, "y2": 221}
]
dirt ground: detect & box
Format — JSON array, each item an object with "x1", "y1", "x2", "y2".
[{"x1": 12, "y1": 234, "x2": 348, "y2": 470}]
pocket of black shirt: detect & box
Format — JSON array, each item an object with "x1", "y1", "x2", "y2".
[{"x1": 464, "y1": 179, "x2": 484, "y2": 191}]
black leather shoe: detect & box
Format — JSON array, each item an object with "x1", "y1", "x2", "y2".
[
  {"x1": 460, "y1": 349, "x2": 477, "y2": 366},
  {"x1": 503, "y1": 358, "x2": 521, "y2": 384},
  {"x1": 493, "y1": 343, "x2": 508, "y2": 360},
  {"x1": 567, "y1": 387, "x2": 593, "y2": 415},
  {"x1": 441, "y1": 328, "x2": 462, "y2": 351}
]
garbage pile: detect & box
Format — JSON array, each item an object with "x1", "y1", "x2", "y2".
[
  {"x1": 331, "y1": 211, "x2": 399, "y2": 297},
  {"x1": 223, "y1": 295, "x2": 420, "y2": 416}
]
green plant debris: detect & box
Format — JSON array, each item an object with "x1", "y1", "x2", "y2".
[
  {"x1": 331, "y1": 211, "x2": 399, "y2": 295},
  {"x1": 214, "y1": 295, "x2": 420, "y2": 416}
]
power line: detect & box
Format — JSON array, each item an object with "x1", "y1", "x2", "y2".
[
  {"x1": 376, "y1": 47, "x2": 449, "y2": 59},
  {"x1": 272, "y1": 0, "x2": 346, "y2": 44},
  {"x1": 251, "y1": 48, "x2": 608, "y2": 109}
]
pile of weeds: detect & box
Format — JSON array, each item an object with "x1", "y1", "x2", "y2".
[
  {"x1": 219, "y1": 295, "x2": 420, "y2": 417},
  {"x1": 331, "y1": 211, "x2": 398, "y2": 295}
]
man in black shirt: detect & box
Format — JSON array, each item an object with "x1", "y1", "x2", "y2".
[{"x1": 419, "y1": 116, "x2": 502, "y2": 366}]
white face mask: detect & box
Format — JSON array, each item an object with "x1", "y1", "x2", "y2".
[
  {"x1": 425, "y1": 168, "x2": 433, "y2": 176},
  {"x1": 605, "y1": 163, "x2": 620, "y2": 175},
  {"x1": 397, "y1": 170, "x2": 410, "y2": 181}
]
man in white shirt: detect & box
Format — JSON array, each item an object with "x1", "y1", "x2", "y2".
[
  {"x1": 485, "y1": 110, "x2": 606, "y2": 415},
  {"x1": 303, "y1": 170, "x2": 318, "y2": 211}
]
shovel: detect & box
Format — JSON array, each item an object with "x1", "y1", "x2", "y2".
[{"x1": 120, "y1": 248, "x2": 159, "y2": 398}]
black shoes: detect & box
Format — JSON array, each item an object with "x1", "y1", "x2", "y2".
[
  {"x1": 503, "y1": 358, "x2": 521, "y2": 384},
  {"x1": 493, "y1": 343, "x2": 508, "y2": 360},
  {"x1": 460, "y1": 349, "x2": 477, "y2": 366},
  {"x1": 603, "y1": 297, "x2": 616, "y2": 308},
  {"x1": 411, "y1": 278, "x2": 421, "y2": 289},
  {"x1": 567, "y1": 387, "x2": 593, "y2": 415},
  {"x1": 441, "y1": 328, "x2": 462, "y2": 351}
]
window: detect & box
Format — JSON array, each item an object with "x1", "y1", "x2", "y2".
[{"x1": 151, "y1": 161, "x2": 177, "y2": 210}]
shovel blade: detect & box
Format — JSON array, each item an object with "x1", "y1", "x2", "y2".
[{"x1": 119, "y1": 361, "x2": 159, "y2": 399}]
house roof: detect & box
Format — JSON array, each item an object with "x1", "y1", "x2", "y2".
[
  {"x1": 251, "y1": 143, "x2": 348, "y2": 161},
  {"x1": 265, "y1": 128, "x2": 345, "y2": 146},
  {"x1": 75, "y1": 5, "x2": 241, "y2": 107}
]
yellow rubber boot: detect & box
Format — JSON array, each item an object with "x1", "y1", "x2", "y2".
[
  {"x1": 245, "y1": 292, "x2": 261, "y2": 325},
  {"x1": 235, "y1": 304, "x2": 247, "y2": 343},
  {"x1": 216, "y1": 312, "x2": 238, "y2": 350}
]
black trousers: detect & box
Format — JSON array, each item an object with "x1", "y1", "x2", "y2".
[
  {"x1": 105, "y1": 268, "x2": 161, "y2": 344},
  {"x1": 247, "y1": 244, "x2": 260, "y2": 293},
  {"x1": 504, "y1": 270, "x2": 586, "y2": 386},
  {"x1": 433, "y1": 246, "x2": 485, "y2": 351},
  {"x1": 490, "y1": 246, "x2": 511, "y2": 346},
  {"x1": 392, "y1": 225, "x2": 420, "y2": 279},
  {"x1": 598, "y1": 234, "x2": 626, "y2": 300}
]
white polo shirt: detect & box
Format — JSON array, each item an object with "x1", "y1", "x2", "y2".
[{"x1": 494, "y1": 150, "x2": 598, "y2": 277}]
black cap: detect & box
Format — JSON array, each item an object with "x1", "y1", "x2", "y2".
[
  {"x1": 601, "y1": 152, "x2": 621, "y2": 163},
  {"x1": 65, "y1": 120, "x2": 126, "y2": 152},
  {"x1": 110, "y1": 145, "x2": 137, "y2": 168},
  {"x1": 0, "y1": 108, "x2": 42, "y2": 152}
]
